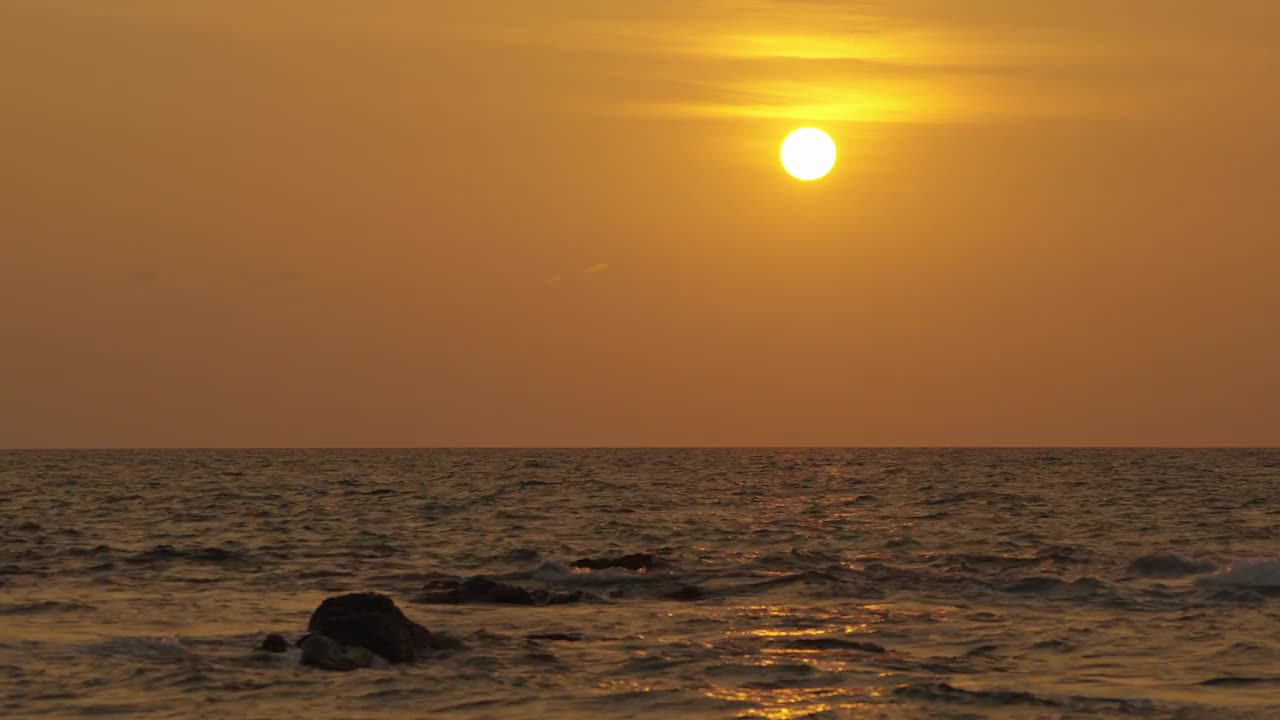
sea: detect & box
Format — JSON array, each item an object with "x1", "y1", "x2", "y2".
[{"x1": 1, "y1": 448, "x2": 1278, "y2": 719}]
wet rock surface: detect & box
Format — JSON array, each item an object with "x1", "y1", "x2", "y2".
[{"x1": 305, "y1": 592, "x2": 433, "y2": 664}]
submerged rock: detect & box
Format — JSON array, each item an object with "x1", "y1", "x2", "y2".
[
  {"x1": 306, "y1": 592, "x2": 433, "y2": 663},
  {"x1": 299, "y1": 633, "x2": 376, "y2": 671},
  {"x1": 260, "y1": 634, "x2": 288, "y2": 653},
  {"x1": 416, "y1": 577, "x2": 534, "y2": 605},
  {"x1": 414, "y1": 577, "x2": 583, "y2": 606},
  {"x1": 570, "y1": 553, "x2": 666, "y2": 572}
]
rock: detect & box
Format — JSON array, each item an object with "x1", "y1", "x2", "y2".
[
  {"x1": 341, "y1": 644, "x2": 377, "y2": 668},
  {"x1": 416, "y1": 577, "x2": 534, "y2": 605},
  {"x1": 307, "y1": 592, "x2": 432, "y2": 663},
  {"x1": 300, "y1": 634, "x2": 359, "y2": 671},
  {"x1": 570, "y1": 553, "x2": 666, "y2": 572},
  {"x1": 1128, "y1": 552, "x2": 1218, "y2": 579},
  {"x1": 260, "y1": 634, "x2": 288, "y2": 653},
  {"x1": 414, "y1": 577, "x2": 582, "y2": 606}
]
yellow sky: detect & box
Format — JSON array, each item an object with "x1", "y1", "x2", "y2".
[{"x1": 2, "y1": 1, "x2": 1278, "y2": 447}]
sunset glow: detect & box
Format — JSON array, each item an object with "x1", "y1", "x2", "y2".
[{"x1": 1, "y1": 1, "x2": 1277, "y2": 448}]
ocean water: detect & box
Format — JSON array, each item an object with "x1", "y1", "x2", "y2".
[{"x1": 1, "y1": 448, "x2": 1278, "y2": 719}]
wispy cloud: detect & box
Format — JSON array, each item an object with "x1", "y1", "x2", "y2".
[{"x1": 442, "y1": 0, "x2": 1277, "y2": 124}]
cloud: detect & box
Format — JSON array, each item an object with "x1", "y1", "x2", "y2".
[
  {"x1": 585, "y1": 263, "x2": 609, "y2": 274},
  {"x1": 440, "y1": 0, "x2": 1276, "y2": 125}
]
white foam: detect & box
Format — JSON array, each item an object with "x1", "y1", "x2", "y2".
[
  {"x1": 1200, "y1": 560, "x2": 1280, "y2": 588},
  {"x1": 531, "y1": 561, "x2": 660, "y2": 585}
]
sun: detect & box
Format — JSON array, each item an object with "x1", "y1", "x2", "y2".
[{"x1": 780, "y1": 128, "x2": 836, "y2": 181}]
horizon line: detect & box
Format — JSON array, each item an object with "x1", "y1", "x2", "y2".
[{"x1": 3, "y1": 445, "x2": 1278, "y2": 452}]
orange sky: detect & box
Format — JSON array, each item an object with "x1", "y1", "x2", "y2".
[{"x1": 2, "y1": 1, "x2": 1278, "y2": 447}]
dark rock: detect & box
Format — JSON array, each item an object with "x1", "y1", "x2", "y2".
[
  {"x1": 307, "y1": 592, "x2": 431, "y2": 663},
  {"x1": 260, "y1": 634, "x2": 288, "y2": 653},
  {"x1": 415, "y1": 577, "x2": 582, "y2": 606},
  {"x1": 416, "y1": 577, "x2": 534, "y2": 605},
  {"x1": 570, "y1": 553, "x2": 666, "y2": 572}
]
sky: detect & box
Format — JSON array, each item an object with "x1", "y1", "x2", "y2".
[{"x1": 2, "y1": 1, "x2": 1278, "y2": 448}]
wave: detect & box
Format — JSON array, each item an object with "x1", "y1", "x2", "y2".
[
  {"x1": 0, "y1": 601, "x2": 96, "y2": 615},
  {"x1": 1127, "y1": 551, "x2": 1221, "y2": 578},
  {"x1": 1199, "y1": 559, "x2": 1280, "y2": 591},
  {"x1": 893, "y1": 682, "x2": 1159, "y2": 713},
  {"x1": 125, "y1": 545, "x2": 252, "y2": 566},
  {"x1": 82, "y1": 636, "x2": 197, "y2": 661}
]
